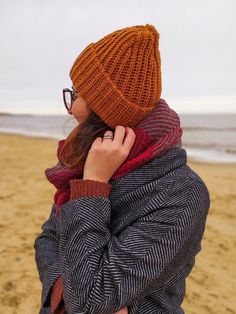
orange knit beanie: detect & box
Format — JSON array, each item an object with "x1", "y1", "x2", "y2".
[{"x1": 69, "y1": 24, "x2": 162, "y2": 129}]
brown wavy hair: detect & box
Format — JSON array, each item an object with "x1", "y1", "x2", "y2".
[{"x1": 59, "y1": 110, "x2": 114, "y2": 169}]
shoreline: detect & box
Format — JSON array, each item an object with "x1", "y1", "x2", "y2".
[{"x1": 1, "y1": 131, "x2": 236, "y2": 166}]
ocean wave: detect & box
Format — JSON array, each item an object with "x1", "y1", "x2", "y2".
[
  {"x1": 184, "y1": 142, "x2": 236, "y2": 155},
  {"x1": 183, "y1": 127, "x2": 236, "y2": 131}
]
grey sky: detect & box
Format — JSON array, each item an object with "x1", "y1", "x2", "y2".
[{"x1": 0, "y1": 0, "x2": 235, "y2": 114}]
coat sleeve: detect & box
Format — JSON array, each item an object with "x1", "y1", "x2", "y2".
[
  {"x1": 58, "y1": 178, "x2": 210, "y2": 314},
  {"x1": 34, "y1": 203, "x2": 64, "y2": 312}
]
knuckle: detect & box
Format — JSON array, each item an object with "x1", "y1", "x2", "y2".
[
  {"x1": 91, "y1": 142, "x2": 102, "y2": 152},
  {"x1": 91, "y1": 145, "x2": 99, "y2": 152}
]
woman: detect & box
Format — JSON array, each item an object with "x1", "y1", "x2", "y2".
[{"x1": 34, "y1": 24, "x2": 210, "y2": 314}]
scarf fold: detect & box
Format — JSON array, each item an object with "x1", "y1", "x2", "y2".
[{"x1": 45, "y1": 98, "x2": 183, "y2": 218}]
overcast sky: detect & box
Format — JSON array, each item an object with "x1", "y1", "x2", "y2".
[{"x1": 0, "y1": 0, "x2": 235, "y2": 114}]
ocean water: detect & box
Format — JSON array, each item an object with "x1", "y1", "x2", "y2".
[
  {"x1": 0, "y1": 113, "x2": 235, "y2": 164},
  {"x1": 179, "y1": 114, "x2": 236, "y2": 163}
]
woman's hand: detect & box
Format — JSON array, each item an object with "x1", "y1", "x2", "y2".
[{"x1": 83, "y1": 126, "x2": 136, "y2": 183}]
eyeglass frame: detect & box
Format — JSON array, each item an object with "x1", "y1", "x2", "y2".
[{"x1": 63, "y1": 87, "x2": 78, "y2": 111}]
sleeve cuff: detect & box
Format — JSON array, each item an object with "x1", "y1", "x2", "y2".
[
  {"x1": 50, "y1": 276, "x2": 64, "y2": 313},
  {"x1": 69, "y1": 179, "x2": 113, "y2": 200}
]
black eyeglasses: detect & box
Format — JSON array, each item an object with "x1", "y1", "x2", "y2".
[{"x1": 63, "y1": 88, "x2": 78, "y2": 111}]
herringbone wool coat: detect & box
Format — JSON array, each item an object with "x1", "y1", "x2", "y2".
[{"x1": 34, "y1": 147, "x2": 210, "y2": 314}]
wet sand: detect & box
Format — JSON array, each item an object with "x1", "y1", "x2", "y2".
[{"x1": 0, "y1": 132, "x2": 235, "y2": 314}]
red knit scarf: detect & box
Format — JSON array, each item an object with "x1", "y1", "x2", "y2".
[{"x1": 45, "y1": 98, "x2": 183, "y2": 218}]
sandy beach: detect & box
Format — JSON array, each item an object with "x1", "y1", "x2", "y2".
[{"x1": 0, "y1": 132, "x2": 235, "y2": 314}]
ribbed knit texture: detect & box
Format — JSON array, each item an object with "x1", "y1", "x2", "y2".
[
  {"x1": 69, "y1": 24, "x2": 162, "y2": 129},
  {"x1": 34, "y1": 147, "x2": 211, "y2": 314},
  {"x1": 70, "y1": 179, "x2": 112, "y2": 200}
]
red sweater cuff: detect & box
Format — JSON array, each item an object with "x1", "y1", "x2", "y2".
[
  {"x1": 50, "y1": 276, "x2": 64, "y2": 313},
  {"x1": 69, "y1": 179, "x2": 113, "y2": 200}
]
